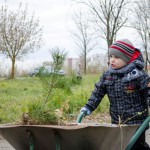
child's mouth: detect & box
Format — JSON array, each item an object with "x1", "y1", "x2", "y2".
[{"x1": 111, "y1": 64, "x2": 115, "y2": 67}]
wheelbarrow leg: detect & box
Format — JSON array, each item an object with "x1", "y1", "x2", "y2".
[
  {"x1": 55, "y1": 131, "x2": 60, "y2": 150},
  {"x1": 27, "y1": 130, "x2": 34, "y2": 150}
]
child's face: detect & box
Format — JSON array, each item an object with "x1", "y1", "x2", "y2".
[{"x1": 109, "y1": 55, "x2": 127, "y2": 69}]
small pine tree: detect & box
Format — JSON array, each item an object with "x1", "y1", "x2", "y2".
[{"x1": 38, "y1": 47, "x2": 68, "y2": 103}]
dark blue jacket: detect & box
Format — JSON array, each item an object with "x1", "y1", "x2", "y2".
[{"x1": 85, "y1": 49, "x2": 150, "y2": 125}]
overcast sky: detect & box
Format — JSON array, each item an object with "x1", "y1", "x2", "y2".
[
  {"x1": 0, "y1": 0, "x2": 141, "y2": 70},
  {"x1": 1, "y1": 0, "x2": 78, "y2": 65}
]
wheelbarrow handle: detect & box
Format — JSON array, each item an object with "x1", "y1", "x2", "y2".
[
  {"x1": 76, "y1": 112, "x2": 86, "y2": 123},
  {"x1": 125, "y1": 116, "x2": 150, "y2": 150}
]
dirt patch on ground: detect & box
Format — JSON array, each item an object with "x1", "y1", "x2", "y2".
[{"x1": 0, "y1": 136, "x2": 15, "y2": 150}]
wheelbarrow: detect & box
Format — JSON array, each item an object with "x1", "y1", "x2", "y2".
[{"x1": 0, "y1": 112, "x2": 149, "y2": 150}]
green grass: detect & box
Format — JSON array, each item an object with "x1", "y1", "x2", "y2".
[
  {"x1": 0, "y1": 75, "x2": 109, "y2": 123},
  {"x1": 70, "y1": 74, "x2": 109, "y2": 114},
  {"x1": 0, "y1": 78, "x2": 42, "y2": 100},
  {"x1": 0, "y1": 78, "x2": 43, "y2": 123}
]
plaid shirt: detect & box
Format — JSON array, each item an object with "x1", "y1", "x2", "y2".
[{"x1": 86, "y1": 49, "x2": 150, "y2": 125}]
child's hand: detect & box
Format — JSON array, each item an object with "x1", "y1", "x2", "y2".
[{"x1": 80, "y1": 106, "x2": 91, "y2": 116}]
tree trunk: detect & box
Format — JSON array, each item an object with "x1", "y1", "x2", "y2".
[
  {"x1": 11, "y1": 59, "x2": 15, "y2": 79},
  {"x1": 107, "y1": 39, "x2": 113, "y2": 66},
  {"x1": 145, "y1": 50, "x2": 148, "y2": 73}
]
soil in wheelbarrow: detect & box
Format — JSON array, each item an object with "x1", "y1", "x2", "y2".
[
  {"x1": 16, "y1": 112, "x2": 111, "y2": 126},
  {"x1": 60, "y1": 112, "x2": 111, "y2": 125},
  {"x1": 74, "y1": 113, "x2": 111, "y2": 124}
]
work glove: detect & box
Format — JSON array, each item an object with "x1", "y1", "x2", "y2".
[{"x1": 80, "y1": 106, "x2": 91, "y2": 117}]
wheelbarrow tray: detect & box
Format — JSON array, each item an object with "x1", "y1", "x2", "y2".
[{"x1": 0, "y1": 123, "x2": 138, "y2": 150}]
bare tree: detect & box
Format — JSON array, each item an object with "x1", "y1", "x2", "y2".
[
  {"x1": 0, "y1": 3, "x2": 43, "y2": 79},
  {"x1": 74, "y1": 0, "x2": 130, "y2": 61},
  {"x1": 71, "y1": 11, "x2": 96, "y2": 74},
  {"x1": 131, "y1": 0, "x2": 150, "y2": 72}
]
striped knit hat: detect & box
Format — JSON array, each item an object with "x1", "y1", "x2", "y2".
[{"x1": 109, "y1": 39, "x2": 135, "y2": 62}]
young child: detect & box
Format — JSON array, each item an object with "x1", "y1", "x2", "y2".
[{"x1": 80, "y1": 39, "x2": 150, "y2": 150}]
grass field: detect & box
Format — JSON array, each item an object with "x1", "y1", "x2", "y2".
[{"x1": 0, "y1": 74, "x2": 109, "y2": 124}]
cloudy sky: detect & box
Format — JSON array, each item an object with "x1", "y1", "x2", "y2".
[
  {"x1": 1, "y1": 0, "x2": 78, "y2": 66},
  {"x1": 0, "y1": 0, "x2": 140, "y2": 70}
]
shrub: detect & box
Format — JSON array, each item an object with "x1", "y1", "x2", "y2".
[{"x1": 27, "y1": 100, "x2": 58, "y2": 125}]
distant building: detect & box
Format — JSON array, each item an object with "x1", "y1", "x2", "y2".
[
  {"x1": 64, "y1": 53, "x2": 107, "y2": 74},
  {"x1": 88, "y1": 53, "x2": 108, "y2": 71},
  {"x1": 64, "y1": 58, "x2": 80, "y2": 70}
]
